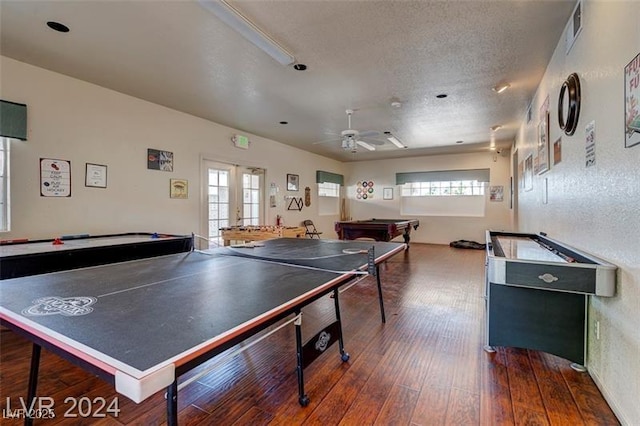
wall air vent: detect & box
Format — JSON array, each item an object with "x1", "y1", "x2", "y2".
[{"x1": 566, "y1": 0, "x2": 583, "y2": 55}]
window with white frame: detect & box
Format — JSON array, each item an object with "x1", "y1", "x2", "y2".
[
  {"x1": 396, "y1": 169, "x2": 490, "y2": 217},
  {"x1": 317, "y1": 170, "x2": 343, "y2": 215},
  {"x1": 0, "y1": 139, "x2": 9, "y2": 231},
  {"x1": 401, "y1": 180, "x2": 485, "y2": 197},
  {"x1": 318, "y1": 181, "x2": 340, "y2": 197}
]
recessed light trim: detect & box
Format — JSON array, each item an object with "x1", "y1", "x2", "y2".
[
  {"x1": 490, "y1": 125, "x2": 503, "y2": 132},
  {"x1": 279, "y1": 121, "x2": 288, "y2": 125},
  {"x1": 456, "y1": 140, "x2": 464, "y2": 144},
  {"x1": 47, "y1": 21, "x2": 70, "y2": 33},
  {"x1": 293, "y1": 63, "x2": 307, "y2": 71},
  {"x1": 436, "y1": 94, "x2": 447, "y2": 99}
]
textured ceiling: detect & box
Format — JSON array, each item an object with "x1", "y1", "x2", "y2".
[{"x1": 0, "y1": 0, "x2": 576, "y2": 162}]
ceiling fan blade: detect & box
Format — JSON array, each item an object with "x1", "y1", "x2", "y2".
[
  {"x1": 359, "y1": 137, "x2": 385, "y2": 146},
  {"x1": 356, "y1": 140, "x2": 376, "y2": 151}
]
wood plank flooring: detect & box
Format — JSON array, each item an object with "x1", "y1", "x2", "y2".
[{"x1": 0, "y1": 243, "x2": 619, "y2": 425}]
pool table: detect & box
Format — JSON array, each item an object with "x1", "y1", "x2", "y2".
[{"x1": 334, "y1": 219, "x2": 419, "y2": 246}]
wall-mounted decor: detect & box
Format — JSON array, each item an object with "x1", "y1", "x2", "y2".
[
  {"x1": 304, "y1": 186, "x2": 311, "y2": 206},
  {"x1": 553, "y1": 137, "x2": 562, "y2": 165},
  {"x1": 524, "y1": 154, "x2": 533, "y2": 192},
  {"x1": 536, "y1": 112, "x2": 550, "y2": 174},
  {"x1": 147, "y1": 148, "x2": 173, "y2": 171},
  {"x1": 489, "y1": 186, "x2": 504, "y2": 202},
  {"x1": 285, "y1": 196, "x2": 303, "y2": 211},
  {"x1": 558, "y1": 73, "x2": 581, "y2": 136},
  {"x1": 356, "y1": 180, "x2": 374, "y2": 199},
  {"x1": 170, "y1": 179, "x2": 188, "y2": 199},
  {"x1": 624, "y1": 52, "x2": 640, "y2": 148},
  {"x1": 585, "y1": 120, "x2": 596, "y2": 167},
  {"x1": 287, "y1": 173, "x2": 299, "y2": 191},
  {"x1": 85, "y1": 163, "x2": 107, "y2": 188},
  {"x1": 383, "y1": 187, "x2": 393, "y2": 200},
  {"x1": 40, "y1": 158, "x2": 71, "y2": 197}
]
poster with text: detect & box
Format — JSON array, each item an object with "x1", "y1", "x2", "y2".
[
  {"x1": 40, "y1": 158, "x2": 71, "y2": 197},
  {"x1": 625, "y1": 52, "x2": 640, "y2": 148}
]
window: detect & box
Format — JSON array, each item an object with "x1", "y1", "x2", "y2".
[
  {"x1": 318, "y1": 181, "x2": 340, "y2": 197},
  {"x1": 242, "y1": 172, "x2": 261, "y2": 226},
  {"x1": 0, "y1": 139, "x2": 9, "y2": 231},
  {"x1": 401, "y1": 180, "x2": 485, "y2": 197},
  {"x1": 316, "y1": 170, "x2": 343, "y2": 215},
  {"x1": 396, "y1": 169, "x2": 490, "y2": 217},
  {"x1": 207, "y1": 168, "x2": 230, "y2": 240}
]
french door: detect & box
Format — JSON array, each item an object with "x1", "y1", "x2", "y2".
[{"x1": 201, "y1": 160, "x2": 264, "y2": 247}]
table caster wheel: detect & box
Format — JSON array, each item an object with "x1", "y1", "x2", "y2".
[
  {"x1": 299, "y1": 395, "x2": 310, "y2": 407},
  {"x1": 341, "y1": 352, "x2": 350, "y2": 362}
]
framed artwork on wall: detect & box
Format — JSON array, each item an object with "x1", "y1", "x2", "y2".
[
  {"x1": 287, "y1": 174, "x2": 299, "y2": 191},
  {"x1": 536, "y1": 112, "x2": 550, "y2": 174},
  {"x1": 624, "y1": 52, "x2": 640, "y2": 148},
  {"x1": 170, "y1": 179, "x2": 188, "y2": 199},
  {"x1": 383, "y1": 188, "x2": 393, "y2": 200},
  {"x1": 524, "y1": 154, "x2": 533, "y2": 192},
  {"x1": 85, "y1": 163, "x2": 107, "y2": 188}
]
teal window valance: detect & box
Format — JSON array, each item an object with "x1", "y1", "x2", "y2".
[
  {"x1": 396, "y1": 168, "x2": 490, "y2": 185},
  {"x1": 0, "y1": 100, "x2": 27, "y2": 141},
  {"x1": 316, "y1": 170, "x2": 344, "y2": 185}
]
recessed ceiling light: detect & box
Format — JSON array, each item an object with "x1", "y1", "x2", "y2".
[
  {"x1": 490, "y1": 125, "x2": 503, "y2": 132},
  {"x1": 391, "y1": 101, "x2": 402, "y2": 108},
  {"x1": 47, "y1": 21, "x2": 70, "y2": 33},
  {"x1": 456, "y1": 140, "x2": 464, "y2": 144},
  {"x1": 436, "y1": 94, "x2": 447, "y2": 99},
  {"x1": 491, "y1": 83, "x2": 511, "y2": 93},
  {"x1": 279, "y1": 121, "x2": 288, "y2": 125},
  {"x1": 293, "y1": 63, "x2": 307, "y2": 71},
  {"x1": 492, "y1": 83, "x2": 511, "y2": 93}
]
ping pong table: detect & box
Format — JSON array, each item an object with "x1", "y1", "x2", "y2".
[
  {"x1": 0, "y1": 232, "x2": 193, "y2": 279},
  {"x1": 0, "y1": 237, "x2": 405, "y2": 425}
]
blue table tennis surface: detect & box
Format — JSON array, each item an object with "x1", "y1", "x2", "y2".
[{"x1": 0, "y1": 238, "x2": 405, "y2": 402}]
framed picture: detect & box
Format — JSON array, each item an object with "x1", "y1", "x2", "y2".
[
  {"x1": 624, "y1": 52, "x2": 640, "y2": 148},
  {"x1": 524, "y1": 154, "x2": 533, "y2": 192},
  {"x1": 383, "y1": 187, "x2": 393, "y2": 200},
  {"x1": 147, "y1": 148, "x2": 173, "y2": 171},
  {"x1": 489, "y1": 186, "x2": 504, "y2": 202},
  {"x1": 40, "y1": 158, "x2": 71, "y2": 197},
  {"x1": 85, "y1": 163, "x2": 107, "y2": 188},
  {"x1": 287, "y1": 174, "x2": 299, "y2": 191},
  {"x1": 536, "y1": 112, "x2": 550, "y2": 174},
  {"x1": 170, "y1": 179, "x2": 188, "y2": 199}
]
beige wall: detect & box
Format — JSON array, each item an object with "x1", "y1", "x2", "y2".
[
  {"x1": 515, "y1": 1, "x2": 639, "y2": 423},
  {"x1": 344, "y1": 152, "x2": 513, "y2": 244},
  {"x1": 1, "y1": 57, "x2": 344, "y2": 240}
]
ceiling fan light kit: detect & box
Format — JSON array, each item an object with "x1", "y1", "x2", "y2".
[{"x1": 198, "y1": 0, "x2": 296, "y2": 66}]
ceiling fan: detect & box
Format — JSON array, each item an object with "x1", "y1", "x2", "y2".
[{"x1": 315, "y1": 109, "x2": 386, "y2": 153}]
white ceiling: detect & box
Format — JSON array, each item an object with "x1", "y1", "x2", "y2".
[{"x1": 0, "y1": 0, "x2": 576, "y2": 162}]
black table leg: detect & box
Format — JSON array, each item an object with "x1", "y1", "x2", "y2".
[
  {"x1": 333, "y1": 289, "x2": 350, "y2": 362},
  {"x1": 375, "y1": 265, "x2": 386, "y2": 323},
  {"x1": 294, "y1": 311, "x2": 309, "y2": 406},
  {"x1": 25, "y1": 344, "x2": 41, "y2": 426},
  {"x1": 166, "y1": 380, "x2": 178, "y2": 426}
]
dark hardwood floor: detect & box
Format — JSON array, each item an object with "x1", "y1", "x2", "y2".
[{"x1": 1, "y1": 243, "x2": 619, "y2": 425}]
